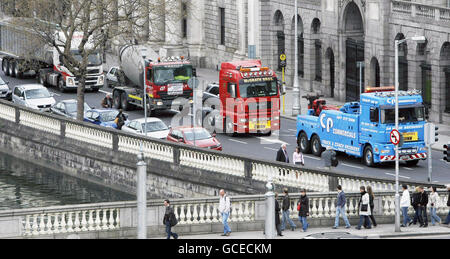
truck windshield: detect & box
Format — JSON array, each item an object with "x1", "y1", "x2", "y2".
[
  {"x1": 381, "y1": 107, "x2": 425, "y2": 124},
  {"x1": 153, "y1": 65, "x2": 192, "y2": 85},
  {"x1": 71, "y1": 51, "x2": 102, "y2": 66},
  {"x1": 238, "y1": 80, "x2": 278, "y2": 98},
  {"x1": 25, "y1": 89, "x2": 51, "y2": 99}
]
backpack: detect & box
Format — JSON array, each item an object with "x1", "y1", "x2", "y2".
[{"x1": 170, "y1": 212, "x2": 178, "y2": 227}]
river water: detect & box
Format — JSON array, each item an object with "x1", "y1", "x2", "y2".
[{"x1": 0, "y1": 153, "x2": 135, "y2": 211}]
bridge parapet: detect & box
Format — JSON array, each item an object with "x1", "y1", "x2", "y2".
[{"x1": 0, "y1": 191, "x2": 447, "y2": 238}]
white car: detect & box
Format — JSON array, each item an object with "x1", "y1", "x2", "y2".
[
  {"x1": 0, "y1": 76, "x2": 11, "y2": 100},
  {"x1": 12, "y1": 84, "x2": 56, "y2": 112},
  {"x1": 122, "y1": 118, "x2": 170, "y2": 139}
]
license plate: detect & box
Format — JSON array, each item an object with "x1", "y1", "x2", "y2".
[
  {"x1": 249, "y1": 121, "x2": 271, "y2": 130},
  {"x1": 168, "y1": 84, "x2": 183, "y2": 95},
  {"x1": 403, "y1": 132, "x2": 418, "y2": 142}
]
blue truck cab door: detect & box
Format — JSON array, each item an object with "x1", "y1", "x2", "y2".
[{"x1": 359, "y1": 102, "x2": 384, "y2": 166}]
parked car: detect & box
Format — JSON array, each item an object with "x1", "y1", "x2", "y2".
[
  {"x1": 12, "y1": 84, "x2": 56, "y2": 112},
  {"x1": 122, "y1": 118, "x2": 170, "y2": 139},
  {"x1": 51, "y1": 99, "x2": 91, "y2": 119},
  {"x1": 167, "y1": 126, "x2": 222, "y2": 151},
  {"x1": 0, "y1": 76, "x2": 11, "y2": 100},
  {"x1": 84, "y1": 109, "x2": 128, "y2": 129}
]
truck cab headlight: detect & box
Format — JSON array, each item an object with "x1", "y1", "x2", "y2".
[
  {"x1": 67, "y1": 77, "x2": 75, "y2": 86},
  {"x1": 273, "y1": 116, "x2": 280, "y2": 120},
  {"x1": 98, "y1": 76, "x2": 104, "y2": 85},
  {"x1": 239, "y1": 118, "x2": 248, "y2": 123}
]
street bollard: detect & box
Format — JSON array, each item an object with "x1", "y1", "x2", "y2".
[
  {"x1": 265, "y1": 177, "x2": 275, "y2": 239},
  {"x1": 137, "y1": 152, "x2": 147, "y2": 239}
]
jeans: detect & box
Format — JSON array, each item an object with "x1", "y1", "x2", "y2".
[
  {"x1": 418, "y1": 206, "x2": 428, "y2": 225},
  {"x1": 401, "y1": 207, "x2": 411, "y2": 226},
  {"x1": 298, "y1": 216, "x2": 309, "y2": 231},
  {"x1": 412, "y1": 207, "x2": 421, "y2": 224},
  {"x1": 357, "y1": 215, "x2": 371, "y2": 229},
  {"x1": 430, "y1": 207, "x2": 441, "y2": 225},
  {"x1": 165, "y1": 222, "x2": 178, "y2": 239},
  {"x1": 281, "y1": 210, "x2": 296, "y2": 230},
  {"x1": 221, "y1": 212, "x2": 231, "y2": 234},
  {"x1": 334, "y1": 206, "x2": 351, "y2": 228},
  {"x1": 445, "y1": 209, "x2": 450, "y2": 225}
]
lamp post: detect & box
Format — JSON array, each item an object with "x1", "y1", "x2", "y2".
[
  {"x1": 394, "y1": 35, "x2": 426, "y2": 232},
  {"x1": 292, "y1": 0, "x2": 301, "y2": 116}
]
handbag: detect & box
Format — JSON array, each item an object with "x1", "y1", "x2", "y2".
[
  {"x1": 297, "y1": 202, "x2": 301, "y2": 211},
  {"x1": 361, "y1": 204, "x2": 368, "y2": 212},
  {"x1": 170, "y1": 212, "x2": 178, "y2": 227}
]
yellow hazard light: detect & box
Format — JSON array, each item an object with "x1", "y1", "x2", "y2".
[{"x1": 365, "y1": 86, "x2": 395, "y2": 93}]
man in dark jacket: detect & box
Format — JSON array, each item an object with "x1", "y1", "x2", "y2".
[
  {"x1": 276, "y1": 144, "x2": 289, "y2": 163},
  {"x1": 297, "y1": 189, "x2": 309, "y2": 232},
  {"x1": 410, "y1": 188, "x2": 422, "y2": 226},
  {"x1": 444, "y1": 184, "x2": 450, "y2": 225},
  {"x1": 333, "y1": 185, "x2": 351, "y2": 229},
  {"x1": 418, "y1": 186, "x2": 429, "y2": 227},
  {"x1": 281, "y1": 188, "x2": 296, "y2": 231},
  {"x1": 163, "y1": 199, "x2": 178, "y2": 239},
  {"x1": 275, "y1": 193, "x2": 283, "y2": 236},
  {"x1": 115, "y1": 109, "x2": 126, "y2": 130}
]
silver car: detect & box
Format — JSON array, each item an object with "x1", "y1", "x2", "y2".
[
  {"x1": 0, "y1": 76, "x2": 11, "y2": 100},
  {"x1": 12, "y1": 84, "x2": 56, "y2": 112},
  {"x1": 122, "y1": 118, "x2": 170, "y2": 139}
]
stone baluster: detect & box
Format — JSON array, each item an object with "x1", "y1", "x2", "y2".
[
  {"x1": 39, "y1": 214, "x2": 47, "y2": 235},
  {"x1": 383, "y1": 196, "x2": 390, "y2": 216},
  {"x1": 95, "y1": 210, "x2": 102, "y2": 230},
  {"x1": 348, "y1": 198, "x2": 356, "y2": 216},
  {"x1": 46, "y1": 214, "x2": 54, "y2": 234},
  {"x1": 59, "y1": 213, "x2": 67, "y2": 233},
  {"x1": 186, "y1": 204, "x2": 192, "y2": 224},
  {"x1": 53, "y1": 213, "x2": 60, "y2": 234},
  {"x1": 324, "y1": 197, "x2": 330, "y2": 218},
  {"x1": 115, "y1": 209, "x2": 120, "y2": 228},
  {"x1": 102, "y1": 209, "x2": 109, "y2": 230},
  {"x1": 389, "y1": 196, "x2": 396, "y2": 216},
  {"x1": 212, "y1": 203, "x2": 219, "y2": 223},
  {"x1": 67, "y1": 212, "x2": 74, "y2": 233},
  {"x1": 244, "y1": 202, "x2": 251, "y2": 221},
  {"x1": 317, "y1": 198, "x2": 324, "y2": 218},
  {"x1": 31, "y1": 215, "x2": 39, "y2": 235},
  {"x1": 330, "y1": 198, "x2": 336, "y2": 218},
  {"x1": 205, "y1": 203, "x2": 212, "y2": 223},
  {"x1": 179, "y1": 204, "x2": 186, "y2": 224},
  {"x1": 24, "y1": 215, "x2": 32, "y2": 236},
  {"x1": 198, "y1": 203, "x2": 205, "y2": 223},
  {"x1": 88, "y1": 210, "x2": 95, "y2": 231},
  {"x1": 192, "y1": 204, "x2": 199, "y2": 224},
  {"x1": 311, "y1": 198, "x2": 318, "y2": 218},
  {"x1": 81, "y1": 211, "x2": 88, "y2": 231},
  {"x1": 109, "y1": 209, "x2": 115, "y2": 230},
  {"x1": 237, "y1": 202, "x2": 245, "y2": 222},
  {"x1": 74, "y1": 212, "x2": 81, "y2": 232}
]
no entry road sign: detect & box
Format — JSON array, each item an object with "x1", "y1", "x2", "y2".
[{"x1": 390, "y1": 129, "x2": 401, "y2": 146}]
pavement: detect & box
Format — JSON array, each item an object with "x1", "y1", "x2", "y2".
[{"x1": 152, "y1": 223, "x2": 450, "y2": 239}]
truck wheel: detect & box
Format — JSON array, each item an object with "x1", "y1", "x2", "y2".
[
  {"x1": 225, "y1": 117, "x2": 237, "y2": 137},
  {"x1": 9, "y1": 61, "x2": 16, "y2": 78},
  {"x1": 363, "y1": 146, "x2": 375, "y2": 167},
  {"x1": 121, "y1": 93, "x2": 131, "y2": 111},
  {"x1": 113, "y1": 91, "x2": 122, "y2": 109},
  {"x1": 298, "y1": 132, "x2": 311, "y2": 154},
  {"x1": 405, "y1": 160, "x2": 419, "y2": 167},
  {"x1": 311, "y1": 135, "x2": 323, "y2": 157},
  {"x1": 38, "y1": 72, "x2": 48, "y2": 87},
  {"x1": 2, "y1": 59, "x2": 8, "y2": 74},
  {"x1": 14, "y1": 63, "x2": 22, "y2": 79},
  {"x1": 58, "y1": 77, "x2": 67, "y2": 93}
]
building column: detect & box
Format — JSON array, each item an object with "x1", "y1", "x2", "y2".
[
  {"x1": 234, "y1": 0, "x2": 247, "y2": 59},
  {"x1": 164, "y1": 0, "x2": 185, "y2": 56},
  {"x1": 303, "y1": 33, "x2": 314, "y2": 93},
  {"x1": 430, "y1": 60, "x2": 442, "y2": 123},
  {"x1": 187, "y1": 0, "x2": 205, "y2": 67},
  {"x1": 149, "y1": 0, "x2": 165, "y2": 45},
  {"x1": 248, "y1": 0, "x2": 261, "y2": 59}
]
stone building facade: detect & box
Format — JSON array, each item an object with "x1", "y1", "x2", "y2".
[{"x1": 154, "y1": 0, "x2": 450, "y2": 124}]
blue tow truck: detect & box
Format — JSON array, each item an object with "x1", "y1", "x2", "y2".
[{"x1": 296, "y1": 87, "x2": 428, "y2": 167}]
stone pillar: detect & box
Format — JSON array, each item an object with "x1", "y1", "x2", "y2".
[
  {"x1": 430, "y1": 60, "x2": 442, "y2": 123},
  {"x1": 303, "y1": 33, "x2": 314, "y2": 93}
]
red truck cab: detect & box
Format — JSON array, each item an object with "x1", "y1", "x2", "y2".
[{"x1": 219, "y1": 60, "x2": 280, "y2": 135}]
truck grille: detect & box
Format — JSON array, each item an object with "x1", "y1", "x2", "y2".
[
  {"x1": 248, "y1": 101, "x2": 272, "y2": 111},
  {"x1": 87, "y1": 69, "x2": 100, "y2": 74},
  {"x1": 158, "y1": 90, "x2": 193, "y2": 100}
]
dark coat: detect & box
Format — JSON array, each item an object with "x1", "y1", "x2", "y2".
[
  {"x1": 116, "y1": 113, "x2": 126, "y2": 129},
  {"x1": 163, "y1": 205, "x2": 174, "y2": 225},
  {"x1": 276, "y1": 148, "x2": 289, "y2": 163},
  {"x1": 418, "y1": 191, "x2": 429, "y2": 206},
  {"x1": 275, "y1": 199, "x2": 281, "y2": 225},
  {"x1": 411, "y1": 192, "x2": 420, "y2": 208},
  {"x1": 369, "y1": 194, "x2": 375, "y2": 208},
  {"x1": 297, "y1": 195, "x2": 309, "y2": 217},
  {"x1": 282, "y1": 194, "x2": 291, "y2": 211}
]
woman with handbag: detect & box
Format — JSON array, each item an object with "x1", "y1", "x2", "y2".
[
  {"x1": 297, "y1": 189, "x2": 310, "y2": 232},
  {"x1": 366, "y1": 186, "x2": 377, "y2": 228},
  {"x1": 428, "y1": 186, "x2": 442, "y2": 226},
  {"x1": 356, "y1": 186, "x2": 372, "y2": 230}
]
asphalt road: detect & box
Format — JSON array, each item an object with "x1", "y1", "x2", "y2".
[{"x1": 1, "y1": 68, "x2": 449, "y2": 184}]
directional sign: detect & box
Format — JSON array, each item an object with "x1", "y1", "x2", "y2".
[
  {"x1": 280, "y1": 54, "x2": 286, "y2": 61},
  {"x1": 390, "y1": 129, "x2": 401, "y2": 146}
]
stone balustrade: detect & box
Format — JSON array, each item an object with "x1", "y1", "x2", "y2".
[
  {"x1": 20, "y1": 110, "x2": 61, "y2": 135},
  {"x1": 392, "y1": 0, "x2": 450, "y2": 22},
  {"x1": 119, "y1": 135, "x2": 173, "y2": 163},
  {"x1": 66, "y1": 123, "x2": 113, "y2": 149},
  {"x1": 179, "y1": 149, "x2": 245, "y2": 177},
  {"x1": 0, "y1": 191, "x2": 447, "y2": 238},
  {"x1": 0, "y1": 103, "x2": 16, "y2": 122}
]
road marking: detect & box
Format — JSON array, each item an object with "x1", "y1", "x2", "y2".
[
  {"x1": 287, "y1": 129, "x2": 297, "y2": 132},
  {"x1": 99, "y1": 90, "x2": 111, "y2": 95},
  {"x1": 50, "y1": 92, "x2": 61, "y2": 97},
  {"x1": 304, "y1": 155, "x2": 321, "y2": 161},
  {"x1": 256, "y1": 136, "x2": 290, "y2": 146},
  {"x1": 341, "y1": 163, "x2": 364, "y2": 170},
  {"x1": 264, "y1": 147, "x2": 278, "y2": 151},
  {"x1": 403, "y1": 167, "x2": 414, "y2": 171},
  {"x1": 228, "y1": 139, "x2": 248, "y2": 145},
  {"x1": 385, "y1": 173, "x2": 411, "y2": 179}
]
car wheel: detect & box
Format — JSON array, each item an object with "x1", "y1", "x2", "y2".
[
  {"x1": 363, "y1": 145, "x2": 375, "y2": 167},
  {"x1": 113, "y1": 91, "x2": 122, "y2": 109},
  {"x1": 405, "y1": 160, "x2": 419, "y2": 167},
  {"x1": 298, "y1": 132, "x2": 311, "y2": 154},
  {"x1": 311, "y1": 135, "x2": 323, "y2": 157},
  {"x1": 58, "y1": 77, "x2": 67, "y2": 93}
]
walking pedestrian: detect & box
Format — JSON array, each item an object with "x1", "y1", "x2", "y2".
[
  {"x1": 281, "y1": 188, "x2": 296, "y2": 231},
  {"x1": 418, "y1": 186, "x2": 429, "y2": 227},
  {"x1": 356, "y1": 186, "x2": 372, "y2": 230},
  {"x1": 219, "y1": 189, "x2": 231, "y2": 236},
  {"x1": 297, "y1": 189, "x2": 309, "y2": 232},
  {"x1": 366, "y1": 186, "x2": 377, "y2": 228},
  {"x1": 428, "y1": 186, "x2": 442, "y2": 226},
  {"x1": 275, "y1": 193, "x2": 283, "y2": 236},
  {"x1": 276, "y1": 144, "x2": 290, "y2": 163},
  {"x1": 163, "y1": 199, "x2": 178, "y2": 239},
  {"x1": 443, "y1": 184, "x2": 450, "y2": 226},
  {"x1": 410, "y1": 187, "x2": 422, "y2": 226},
  {"x1": 292, "y1": 147, "x2": 304, "y2": 166},
  {"x1": 114, "y1": 109, "x2": 126, "y2": 130},
  {"x1": 322, "y1": 146, "x2": 336, "y2": 170},
  {"x1": 333, "y1": 185, "x2": 351, "y2": 229},
  {"x1": 400, "y1": 184, "x2": 413, "y2": 227}
]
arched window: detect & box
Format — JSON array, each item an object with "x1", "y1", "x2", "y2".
[{"x1": 274, "y1": 10, "x2": 285, "y2": 71}]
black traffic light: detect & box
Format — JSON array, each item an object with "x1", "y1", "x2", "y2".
[
  {"x1": 444, "y1": 144, "x2": 450, "y2": 162},
  {"x1": 434, "y1": 126, "x2": 439, "y2": 143}
]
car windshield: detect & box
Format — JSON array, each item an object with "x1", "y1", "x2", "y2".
[
  {"x1": 239, "y1": 80, "x2": 278, "y2": 98},
  {"x1": 71, "y1": 50, "x2": 102, "y2": 66},
  {"x1": 65, "y1": 102, "x2": 91, "y2": 114},
  {"x1": 183, "y1": 128, "x2": 212, "y2": 141},
  {"x1": 381, "y1": 107, "x2": 425, "y2": 124},
  {"x1": 143, "y1": 121, "x2": 168, "y2": 132},
  {"x1": 153, "y1": 65, "x2": 192, "y2": 85},
  {"x1": 25, "y1": 88, "x2": 51, "y2": 99},
  {"x1": 100, "y1": 111, "x2": 119, "y2": 122}
]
